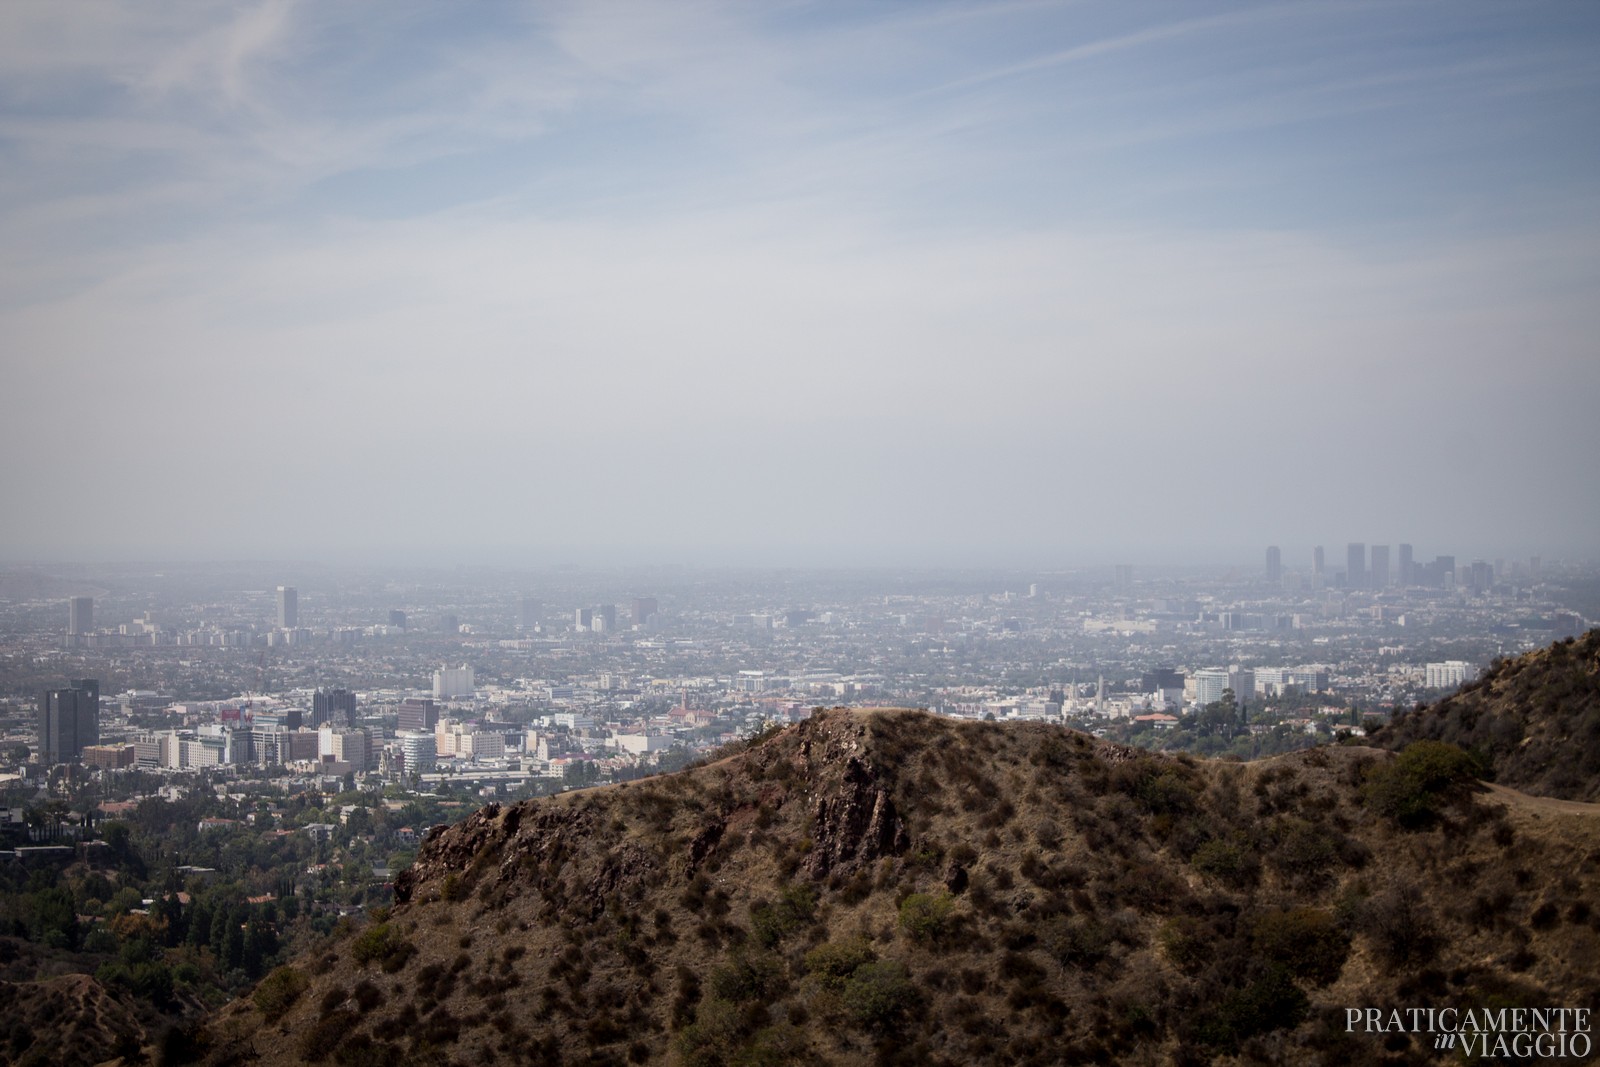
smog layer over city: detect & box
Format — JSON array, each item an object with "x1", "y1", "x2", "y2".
[{"x1": 2, "y1": 4, "x2": 1599, "y2": 1066}]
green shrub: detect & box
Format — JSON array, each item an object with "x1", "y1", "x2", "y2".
[
  {"x1": 1191, "y1": 967, "x2": 1307, "y2": 1050},
  {"x1": 804, "y1": 937, "x2": 875, "y2": 992},
  {"x1": 350, "y1": 922, "x2": 414, "y2": 971},
  {"x1": 1191, "y1": 836, "x2": 1259, "y2": 886},
  {"x1": 299, "y1": 1008, "x2": 356, "y2": 1062},
  {"x1": 1041, "y1": 915, "x2": 1111, "y2": 967},
  {"x1": 1158, "y1": 916, "x2": 1209, "y2": 974},
  {"x1": 708, "y1": 952, "x2": 784, "y2": 1004},
  {"x1": 1356, "y1": 888, "x2": 1438, "y2": 967},
  {"x1": 750, "y1": 884, "x2": 816, "y2": 948},
  {"x1": 1362, "y1": 741, "x2": 1483, "y2": 827},
  {"x1": 731, "y1": 1023, "x2": 808, "y2": 1067},
  {"x1": 1137, "y1": 770, "x2": 1199, "y2": 816},
  {"x1": 674, "y1": 999, "x2": 744, "y2": 1067},
  {"x1": 1250, "y1": 908, "x2": 1349, "y2": 987},
  {"x1": 898, "y1": 892, "x2": 955, "y2": 942},
  {"x1": 840, "y1": 960, "x2": 919, "y2": 1030},
  {"x1": 1268, "y1": 818, "x2": 1339, "y2": 888},
  {"x1": 331, "y1": 1034, "x2": 396, "y2": 1067}
]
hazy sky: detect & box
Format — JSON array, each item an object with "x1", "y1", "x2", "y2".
[{"x1": 3, "y1": 1, "x2": 1598, "y2": 568}]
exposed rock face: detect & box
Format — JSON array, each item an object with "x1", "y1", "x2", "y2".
[
  {"x1": 803, "y1": 754, "x2": 909, "y2": 878},
  {"x1": 394, "y1": 802, "x2": 507, "y2": 904},
  {"x1": 398, "y1": 708, "x2": 914, "y2": 909}
]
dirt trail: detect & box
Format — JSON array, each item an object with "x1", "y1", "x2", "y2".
[{"x1": 1482, "y1": 781, "x2": 1600, "y2": 816}]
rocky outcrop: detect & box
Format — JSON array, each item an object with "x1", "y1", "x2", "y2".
[
  {"x1": 803, "y1": 754, "x2": 908, "y2": 878},
  {"x1": 394, "y1": 802, "x2": 510, "y2": 904}
]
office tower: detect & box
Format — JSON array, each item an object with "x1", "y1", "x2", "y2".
[
  {"x1": 1114, "y1": 565, "x2": 1133, "y2": 592},
  {"x1": 1530, "y1": 555, "x2": 1542, "y2": 578},
  {"x1": 38, "y1": 679, "x2": 99, "y2": 764},
  {"x1": 250, "y1": 706, "x2": 302, "y2": 732},
  {"x1": 437, "y1": 614, "x2": 459, "y2": 634},
  {"x1": 597, "y1": 604, "x2": 617, "y2": 632},
  {"x1": 1370, "y1": 545, "x2": 1390, "y2": 589},
  {"x1": 1192, "y1": 668, "x2": 1230, "y2": 706},
  {"x1": 1141, "y1": 668, "x2": 1185, "y2": 693},
  {"x1": 518, "y1": 598, "x2": 542, "y2": 630},
  {"x1": 67, "y1": 596, "x2": 93, "y2": 637},
  {"x1": 1265, "y1": 547, "x2": 1281, "y2": 585},
  {"x1": 632, "y1": 597, "x2": 658, "y2": 626},
  {"x1": 312, "y1": 687, "x2": 357, "y2": 728},
  {"x1": 575, "y1": 607, "x2": 593, "y2": 631},
  {"x1": 432, "y1": 664, "x2": 475, "y2": 699},
  {"x1": 277, "y1": 586, "x2": 298, "y2": 628},
  {"x1": 1347, "y1": 543, "x2": 1366, "y2": 589},
  {"x1": 398, "y1": 731, "x2": 438, "y2": 775},
  {"x1": 1426, "y1": 661, "x2": 1473, "y2": 689},
  {"x1": 330, "y1": 728, "x2": 371, "y2": 772},
  {"x1": 1398, "y1": 544, "x2": 1414, "y2": 586},
  {"x1": 388, "y1": 610, "x2": 407, "y2": 630},
  {"x1": 397, "y1": 697, "x2": 438, "y2": 734},
  {"x1": 1313, "y1": 546, "x2": 1325, "y2": 575}
]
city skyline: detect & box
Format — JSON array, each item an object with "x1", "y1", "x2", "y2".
[{"x1": 3, "y1": 3, "x2": 1598, "y2": 565}]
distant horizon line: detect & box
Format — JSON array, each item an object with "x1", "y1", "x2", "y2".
[{"x1": 2, "y1": 547, "x2": 1594, "y2": 574}]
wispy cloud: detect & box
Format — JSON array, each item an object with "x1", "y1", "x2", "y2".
[{"x1": 1, "y1": 1, "x2": 1597, "y2": 561}]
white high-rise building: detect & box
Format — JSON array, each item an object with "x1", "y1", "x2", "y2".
[
  {"x1": 433, "y1": 664, "x2": 475, "y2": 699},
  {"x1": 398, "y1": 731, "x2": 437, "y2": 775},
  {"x1": 1192, "y1": 668, "x2": 1230, "y2": 707},
  {"x1": 1426, "y1": 661, "x2": 1474, "y2": 689}
]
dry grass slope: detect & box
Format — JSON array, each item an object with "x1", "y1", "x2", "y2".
[
  {"x1": 1370, "y1": 629, "x2": 1600, "y2": 802},
  {"x1": 193, "y1": 708, "x2": 1600, "y2": 1067}
]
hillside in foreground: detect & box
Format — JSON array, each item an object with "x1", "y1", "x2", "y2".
[
  {"x1": 187, "y1": 704, "x2": 1600, "y2": 1066},
  {"x1": 1369, "y1": 628, "x2": 1600, "y2": 802}
]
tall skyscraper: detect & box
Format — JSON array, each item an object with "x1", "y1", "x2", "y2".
[
  {"x1": 597, "y1": 604, "x2": 617, "y2": 632},
  {"x1": 433, "y1": 664, "x2": 475, "y2": 699},
  {"x1": 38, "y1": 679, "x2": 99, "y2": 764},
  {"x1": 1370, "y1": 545, "x2": 1390, "y2": 589},
  {"x1": 312, "y1": 688, "x2": 357, "y2": 728},
  {"x1": 1313, "y1": 546, "x2": 1325, "y2": 575},
  {"x1": 1265, "y1": 547, "x2": 1281, "y2": 585},
  {"x1": 518, "y1": 598, "x2": 543, "y2": 630},
  {"x1": 398, "y1": 731, "x2": 437, "y2": 775},
  {"x1": 397, "y1": 697, "x2": 438, "y2": 733},
  {"x1": 1114, "y1": 565, "x2": 1134, "y2": 592},
  {"x1": 1398, "y1": 544, "x2": 1414, "y2": 586},
  {"x1": 388, "y1": 610, "x2": 407, "y2": 630},
  {"x1": 632, "y1": 597, "x2": 658, "y2": 626},
  {"x1": 67, "y1": 596, "x2": 93, "y2": 637},
  {"x1": 1346, "y1": 543, "x2": 1366, "y2": 589},
  {"x1": 277, "y1": 586, "x2": 298, "y2": 628}
]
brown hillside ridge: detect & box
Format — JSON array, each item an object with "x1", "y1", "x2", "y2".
[
  {"x1": 1368, "y1": 629, "x2": 1600, "y2": 802},
  {"x1": 194, "y1": 708, "x2": 1600, "y2": 1066},
  {"x1": 0, "y1": 971, "x2": 149, "y2": 1065}
]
